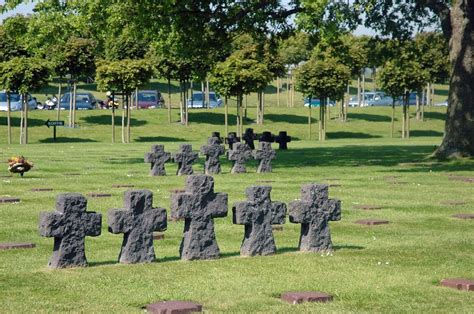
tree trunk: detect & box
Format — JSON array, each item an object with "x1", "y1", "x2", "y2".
[
  {"x1": 244, "y1": 94, "x2": 248, "y2": 119},
  {"x1": 167, "y1": 78, "x2": 171, "y2": 123},
  {"x1": 127, "y1": 92, "x2": 131, "y2": 143},
  {"x1": 68, "y1": 86, "x2": 73, "y2": 127},
  {"x1": 357, "y1": 75, "x2": 361, "y2": 107},
  {"x1": 236, "y1": 95, "x2": 241, "y2": 137},
  {"x1": 261, "y1": 90, "x2": 265, "y2": 124},
  {"x1": 415, "y1": 92, "x2": 421, "y2": 120},
  {"x1": 308, "y1": 95, "x2": 312, "y2": 139},
  {"x1": 287, "y1": 75, "x2": 290, "y2": 107},
  {"x1": 391, "y1": 101, "x2": 395, "y2": 138},
  {"x1": 19, "y1": 97, "x2": 24, "y2": 144},
  {"x1": 56, "y1": 79, "x2": 61, "y2": 121},
  {"x1": 435, "y1": 0, "x2": 474, "y2": 158},
  {"x1": 7, "y1": 91, "x2": 11, "y2": 144},
  {"x1": 72, "y1": 81, "x2": 77, "y2": 128},
  {"x1": 257, "y1": 92, "x2": 261, "y2": 124},
  {"x1": 24, "y1": 93, "x2": 28, "y2": 144},
  {"x1": 224, "y1": 96, "x2": 228, "y2": 136},
  {"x1": 206, "y1": 80, "x2": 210, "y2": 109},
  {"x1": 362, "y1": 71, "x2": 366, "y2": 106},
  {"x1": 112, "y1": 91, "x2": 115, "y2": 143},
  {"x1": 121, "y1": 92, "x2": 125, "y2": 143},
  {"x1": 372, "y1": 67, "x2": 377, "y2": 92},
  {"x1": 277, "y1": 77, "x2": 280, "y2": 107}
]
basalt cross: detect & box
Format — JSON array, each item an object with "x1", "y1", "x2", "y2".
[
  {"x1": 201, "y1": 137, "x2": 225, "y2": 175},
  {"x1": 144, "y1": 144, "x2": 171, "y2": 176},
  {"x1": 254, "y1": 142, "x2": 276, "y2": 173},
  {"x1": 173, "y1": 144, "x2": 199, "y2": 175},
  {"x1": 228, "y1": 142, "x2": 252, "y2": 173},
  {"x1": 171, "y1": 175, "x2": 228, "y2": 260},
  {"x1": 39, "y1": 193, "x2": 102, "y2": 268},
  {"x1": 232, "y1": 186, "x2": 286, "y2": 256},
  {"x1": 289, "y1": 184, "x2": 341, "y2": 252},
  {"x1": 107, "y1": 190, "x2": 167, "y2": 264}
]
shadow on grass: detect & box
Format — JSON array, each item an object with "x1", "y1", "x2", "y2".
[
  {"x1": 410, "y1": 130, "x2": 444, "y2": 137},
  {"x1": 333, "y1": 244, "x2": 365, "y2": 251},
  {"x1": 0, "y1": 116, "x2": 48, "y2": 127},
  {"x1": 103, "y1": 158, "x2": 143, "y2": 164},
  {"x1": 135, "y1": 136, "x2": 186, "y2": 142},
  {"x1": 327, "y1": 132, "x2": 381, "y2": 139},
  {"x1": 277, "y1": 247, "x2": 300, "y2": 254},
  {"x1": 39, "y1": 137, "x2": 98, "y2": 143},
  {"x1": 424, "y1": 112, "x2": 446, "y2": 120},
  {"x1": 82, "y1": 115, "x2": 147, "y2": 126},
  {"x1": 159, "y1": 256, "x2": 182, "y2": 263},
  {"x1": 220, "y1": 251, "x2": 241, "y2": 258},
  {"x1": 347, "y1": 112, "x2": 392, "y2": 122},
  {"x1": 88, "y1": 260, "x2": 118, "y2": 267},
  {"x1": 265, "y1": 114, "x2": 315, "y2": 124},
  {"x1": 188, "y1": 112, "x2": 237, "y2": 125}
]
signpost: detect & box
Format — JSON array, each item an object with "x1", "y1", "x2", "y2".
[{"x1": 45, "y1": 119, "x2": 65, "y2": 142}]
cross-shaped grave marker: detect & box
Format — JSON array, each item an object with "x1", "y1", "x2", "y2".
[
  {"x1": 232, "y1": 186, "x2": 286, "y2": 256},
  {"x1": 275, "y1": 131, "x2": 292, "y2": 150},
  {"x1": 173, "y1": 144, "x2": 199, "y2": 176},
  {"x1": 201, "y1": 137, "x2": 225, "y2": 175},
  {"x1": 289, "y1": 184, "x2": 341, "y2": 252},
  {"x1": 39, "y1": 193, "x2": 102, "y2": 268},
  {"x1": 228, "y1": 142, "x2": 252, "y2": 173},
  {"x1": 144, "y1": 145, "x2": 171, "y2": 176},
  {"x1": 225, "y1": 132, "x2": 240, "y2": 150},
  {"x1": 171, "y1": 175, "x2": 228, "y2": 260},
  {"x1": 107, "y1": 190, "x2": 167, "y2": 264},
  {"x1": 243, "y1": 128, "x2": 257, "y2": 150},
  {"x1": 254, "y1": 142, "x2": 276, "y2": 173}
]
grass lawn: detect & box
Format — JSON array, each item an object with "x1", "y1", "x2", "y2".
[{"x1": 0, "y1": 104, "x2": 473, "y2": 312}]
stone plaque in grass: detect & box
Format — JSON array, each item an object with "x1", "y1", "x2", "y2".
[
  {"x1": 64, "y1": 173, "x2": 81, "y2": 176},
  {"x1": 281, "y1": 291, "x2": 333, "y2": 304},
  {"x1": 272, "y1": 225, "x2": 283, "y2": 231},
  {"x1": 0, "y1": 242, "x2": 36, "y2": 250},
  {"x1": 353, "y1": 204, "x2": 383, "y2": 210},
  {"x1": 328, "y1": 184, "x2": 342, "y2": 188},
  {"x1": 153, "y1": 232, "x2": 165, "y2": 240},
  {"x1": 112, "y1": 184, "x2": 135, "y2": 188},
  {"x1": 355, "y1": 219, "x2": 389, "y2": 226},
  {"x1": 452, "y1": 214, "x2": 474, "y2": 219},
  {"x1": 440, "y1": 200, "x2": 466, "y2": 206},
  {"x1": 440, "y1": 278, "x2": 474, "y2": 291},
  {"x1": 0, "y1": 197, "x2": 20, "y2": 203},
  {"x1": 31, "y1": 188, "x2": 54, "y2": 192},
  {"x1": 146, "y1": 301, "x2": 202, "y2": 313},
  {"x1": 87, "y1": 193, "x2": 112, "y2": 198}
]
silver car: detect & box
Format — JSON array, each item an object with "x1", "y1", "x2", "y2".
[{"x1": 0, "y1": 91, "x2": 37, "y2": 111}]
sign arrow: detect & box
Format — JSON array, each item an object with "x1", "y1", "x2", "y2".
[{"x1": 45, "y1": 120, "x2": 65, "y2": 128}]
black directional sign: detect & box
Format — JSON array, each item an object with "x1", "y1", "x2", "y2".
[{"x1": 45, "y1": 120, "x2": 65, "y2": 128}]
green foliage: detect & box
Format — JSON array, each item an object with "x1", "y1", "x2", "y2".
[
  {"x1": 295, "y1": 56, "x2": 350, "y2": 100},
  {"x1": 0, "y1": 56, "x2": 50, "y2": 93},
  {"x1": 378, "y1": 59, "x2": 429, "y2": 99},
  {"x1": 414, "y1": 32, "x2": 449, "y2": 83},
  {"x1": 95, "y1": 59, "x2": 154, "y2": 93},
  {"x1": 61, "y1": 37, "x2": 96, "y2": 80},
  {"x1": 278, "y1": 32, "x2": 312, "y2": 66},
  {"x1": 0, "y1": 26, "x2": 29, "y2": 62}
]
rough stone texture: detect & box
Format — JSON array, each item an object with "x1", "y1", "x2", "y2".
[
  {"x1": 281, "y1": 292, "x2": 333, "y2": 304},
  {"x1": 31, "y1": 188, "x2": 54, "y2": 192},
  {"x1": 108, "y1": 190, "x2": 167, "y2": 264},
  {"x1": 353, "y1": 204, "x2": 383, "y2": 210},
  {"x1": 112, "y1": 184, "x2": 135, "y2": 188},
  {"x1": 171, "y1": 175, "x2": 228, "y2": 260},
  {"x1": 452, "y1": 213, "x2": 474, "y2": 219},
  {"x1": 0, "y1": 242, "x2": 36, "y2": 250},
  {"x1": 259, "y1": 131, "x2": 275, "y2": 143},
  {"x1": 39, "y1": 193, "x2": 102, "y2": 268},
  {"x1": 87, "y1": 193, "x2": 112, "y2": 198},
  {"x1": 232, "y1": 186, "x2": 286, "y2": 256},
  {"x1": 146, "y1": 301, "x2": 202, "y2": 313},
  {"x1": 440, "y1": 278, "x2": 474, "y2": 291},
  {"x1": 228, "y1": 142, "x2": 252, "y2": 174},
  {"x1": 253, "y1": 142, "x2": 276, "y2": 173},
  {"x1": 275, "y1": 131, "x2": 292, "y2": 150},
  {"x1": 211, "y1": 131, "x2": 223, "y2": 144},
  {"x1": 243, "y1": 128, "x2": 257, "y2": 150},
  {"x1": 289, "y1": 184, "x2": 341, "y2": 252},
  {"x1": 200, "y1": 137, "x2": 225, "y2": 175},
  {"x1": 173, "y1": 144, "x2": 199, "y2": 176},
  {"x1": 0, "y1": 197, "x2": 20, "y2": 203},
  {"x1": 225, "y1": 132, "x2": 240, "y2": 150},
  {"x1": 355, "y1": 219, "x2": 389, "y2": 225},
  {"x1": 145, "y1": 145, "x2": 171, "y2": 176}
]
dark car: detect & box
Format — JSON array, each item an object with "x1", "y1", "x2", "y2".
[
  {"x1": 132, "y1": 90, "x2": 165, "y2": 109},
  {"x1": 59, "y1": 92, "x2": 97, "y2": 110}
]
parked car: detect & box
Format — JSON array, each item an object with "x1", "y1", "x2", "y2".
[
  {"x1": 366, "y1": 94, "x2": 395, "y2": 106},
  {"x1": 187, "y1": 91, "x2": 222, "y2": 108},
  {"x1": 303, "y1": 98, "x2": 335, "y2": 107},
  {"x1": 0, "y1": 91, "x2": 37, "y2": 111},
  {"x1": 395, "y1": 92, "x2": 427, "y2": 106},
  {"x1": 132, "y1": 90, "x2": 164, "y2": 109},
  {"x1": 59, "y1": 92, "x2": 98, "y2": 110},
  {"x1": 349, "y1": 92, "x2": 387, "y2": 107}
]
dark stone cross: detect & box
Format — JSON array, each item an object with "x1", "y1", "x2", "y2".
[
  {"x1": 228, "y1": 142, "x2": 252, "y2": 173},
  {"x1": 39, "y1": 193, "x2": 102, "y2": 268},
  {"x1": 144, "y1": 144, "x2": 171, "y2": 176},
  {"x1": 289, "y1": 184, "x2": 341, "y2": 252},
  {"x1": 259, "y1": 131, "x2": 275, "y2": 143},
  {"x1": 107, "y1": 190, "x2": 167, "y2": 264},
  {"x1": 171, "y1": 175, "x2": 228, "y2": 260},
  {"x1": 173, "y1": 144, "x2": 199, "y2": 176},
  {"x1": 254, "y1": 142, "x2": 276, "y2": 173},
  {"x1": 211, "y1": 132, "x2": 223, "y2": 144},
  {"x1": 275, "y1": 131, "x2": 292, "y2": 150},
  {"x1": 201, "y1": 137, "x2": 225, "y2": 175},
  {"x1": 232, "y1": 186, "x2": 286, "y2": 256},
  {"x1": 243, "y1": 128, "x2": 257, "y2": 150},
  {"x1": 225, "y1": 132, "x2": 240, "y2": 150}
]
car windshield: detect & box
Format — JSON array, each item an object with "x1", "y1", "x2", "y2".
[
  {"x1": 138, "y1": 93, "x2": 157, "y2": 102},
  {"x1": 209, "y1": 94, "x2": 218, "y2": 101},
  {"x1": 0, "y1": 93, "x2": 21, "y2": 102},
  {"x1": 192, "y1": 93, "x2": 204, "y2": 102}
]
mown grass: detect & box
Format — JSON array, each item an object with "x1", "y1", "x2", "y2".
[{"x1": 0, "y1": 104, "x2": 473, "y2": 312}]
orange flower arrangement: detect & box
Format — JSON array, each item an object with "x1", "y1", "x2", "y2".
[{"x1": 8, "y1": 156, "x2": 33, "y2": 177}]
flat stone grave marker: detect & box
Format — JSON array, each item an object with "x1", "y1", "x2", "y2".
[
  {"x1": 0, "y1": 197, "x2": 20, "y2": 203},
  {"x1": 146, "y1": 301, "x2": 202, "y2": 313},
  {"x1": 281, "y1": 291, "x2": 333, "y2": 304},
  {"x1": 440, "y1": 200, "x2": 466, "y2": 206},
  {"x1": 275, "y1": 131, "x2": 291, "y2": 150},
  {"x1": 328, "y1": 184, "x2": 342, "y2": 188},
  {"x1": 87, "y1": 193, "x2": 112, "y2": 198},
  {"x1": 39, "y1": 193, "x2": 102, "y2": 268},
  {"x1": 173, "y1": 144, "x2": 199, "y2": 176},
  {"x1": 144, "y1": 145, "x2": 171, "y2": 176},
  {"x1": 63, "y1": 173, "x2": 81, "y2": 176},
  {"x1": 31, "y1": 188, "x2": 54, "y2": 192},
  {"x1": 440, "y1": 278, "x2": 474, "y2": 291},
  {"x1": 153, "y1": 232, "x2": 165, "y2": 240},
  {"x1": 112, "y1": 184, "x2": 135, "y2": 188},
  {"x1": 233, "y1": 186, "x2": 286, "y2": 256},
  {"x1": 272, "y1": 225, "x2": 283, "y2": 231},
  {"x1": 243, "y1": 128, "x2": 257, "y2": 150},
  {"x1": 108, "y1": 190, "x2": 167, "y2": 264},
  {"x1": 254, "y1": 142, "x2": 276, "y2": 173},
  {"x1": 289, "y1": 184, "x2": 341, "y2": 252},
  {"x1": 201, "y1": 137, "x2": 225, "y2": 175},
  {"x1": 353, "y1": 204, "x2": 383, "y2": 210},
  {"x1": 228, "y1": 142, "x2": 252, "y2": 174},
  {"x1": 256, "y1": 180, "x2": 275, "y2": 183},
  {"x1": 355, "y1": 219, "x2": 389, "y2": 226},
  {"x1": 0, "y1": 242, "x2": 36, "y2": 250},
  {"x1": 225, "y1": 132, "x2": 240, "y2": 150},
  {"x1": 171, "y1": 175, "x2": 228, "y2": 260},
  {"x1": 452, "y1": 214, "x2": 474, "y2": 219}
]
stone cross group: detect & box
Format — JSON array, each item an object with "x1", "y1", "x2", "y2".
[
  {"x1": 144, "y1": 145, "x2": 171, "y2": 176},
  {"x1": 173, "y1": 144, "x2": 199, "y2": 175},
  {"x1": 201, "y1": 137, "x2": 225, "y2": 175},
  {"x1": 39, "y1": 181, "x2": 340, "y2": 268},
  {"x1": 228, "y1": 142, "x2": 253, "y2": 173}
]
